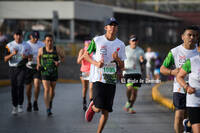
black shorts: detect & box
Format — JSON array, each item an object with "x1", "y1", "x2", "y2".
[
  {"x1": 173, "y1": 92, "x2": 186, "y2": 110},
  {"x1": 41, "y1": 74, "x2": 58, "y2": 82},
  {"x1": 187, "y1": 107, "x2": 200, "y2": 125},
  {"x1": 123, "y1": 74, "x2": 142, "y2": 87},
  {"x1": 25, "y1": 68, "x2": 41, "y2": 84},
  {"x1": 93, "y1": 82, "x2": 116, "y2": 112}
]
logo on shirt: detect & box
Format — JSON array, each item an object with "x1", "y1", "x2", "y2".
[
  {"x1": 100, "y1": 45, "x2": 107, "y2": 55},
  {"x1": 178, "y1": 55, "x2": 186, "y2": 67}
]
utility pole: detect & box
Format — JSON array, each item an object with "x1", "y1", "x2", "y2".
[
  {"x1": 133, "y1": 0, "x2": 138, "y2": 9},
  {"x1": 52, "y1": 10, "x2": 60, "y2": 41},
  {"x1": 155, "y1": 0, "x2": 159, "y2": 12}
]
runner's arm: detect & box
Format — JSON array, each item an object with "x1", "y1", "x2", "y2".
[
  {"x1": 113, "y1": 54, "x2": 124, "y2": 70},
  {"x1": 83, "y1": 39, "x2": 103, "y2": 68},
  {"x1": 160, "y1": 51, "x2": 178, "y2": 76},
  {"x1": 56, "y1": 46, "x2": 65, "y2": 63},
  {"x1": 37, "y1": 47, "x2": 43, "y2": 70},
  {"x1": 84, "y1": 51, "x2": 103, "y2": 68},
  {"x1": 4, "y1": 46, "x2": 17, "y2": 62},
  {"x1": 177, "y1": 60, "x2": 195, "y2": 94},
  {"x1": 77, "y1": 49, "x2": 84, "y2": 64}
]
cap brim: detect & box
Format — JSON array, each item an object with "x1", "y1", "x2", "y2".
[
  {"x1": 130, "y1": 38, "x2": 138, "y2": 41},
  {"x1": 105, "y1": 22, "x2": 119, "y2": 26}
]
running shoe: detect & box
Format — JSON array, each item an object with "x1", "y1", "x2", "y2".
[
  {"x1": 27, "y1": 103, "x2": 32, "y2": 112},
  {"x1": 123, "y1": 102, "x2": 131, "y2": 112},
  {"x1": 47, "y1": 109, "x2": 53, "y2": 117},
  {"x1": 33, "y1": 101, "x2": 39, "y2": 111},
  {"x1": 83, "y1": 103, "x2": 87, "y2": 111},
  {"x1": 83, "y1": 100, "x2": 87, "y2": 111},
  {"x1": 18, "y1": 105, "x2": 23, "y2": 113},
  {"x1": 128, "y1": 107, "x2": 136, "y2": 114},
  {"x1": 183, "y1": 119, "x2": 191, "y2": 133},
  {"x1": 85, "y1": 101, "x2": 95, "y2": 122},
  {"x1": 11, "y1": 106, "x2": 18, "y2": 115}
]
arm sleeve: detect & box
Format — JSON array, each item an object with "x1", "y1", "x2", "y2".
[
  {"x1": 162, "y1": 51, "x2": 175, "y2": 68},
  {"x1": 182, "y1": 59, "x2": 191, "y2": 73},
  {"x1": 87, "y1": 40, "x2": 96, "y2": 54}
]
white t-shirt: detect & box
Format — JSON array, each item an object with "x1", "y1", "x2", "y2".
[
  {"x1": 187, "y1": 55, "x2": 200, "y2": 107},
  {"x1": 145, "y1": 51, "x2": 156, "y2": 68},
  {"x1": 88, "y1": 35, "x2": 126, "y2": 84},
  {"x1": 123, "y1": 46, "x2": 144, "y2": 74},
  {"x1": 27, "y1": 40, "x2": 45, "y2": 64},
  {"x1": 6, "y1": 41, "x2": 31, "y2": 67}
]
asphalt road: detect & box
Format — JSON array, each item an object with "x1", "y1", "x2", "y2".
[{"x1": 0, "y1": 83, "x2": 174, "y2": 133}]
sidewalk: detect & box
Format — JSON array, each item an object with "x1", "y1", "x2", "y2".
[{"x1": 152, "y1": 81, "x2": 175, "y2": 110}]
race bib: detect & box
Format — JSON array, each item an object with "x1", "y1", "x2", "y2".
[
  {"x1": 103, "y1": 63, "x2": 117, "y2": 84},
  {"x1": 10, "y1": 55, "x2": 22, "y2": 63}
]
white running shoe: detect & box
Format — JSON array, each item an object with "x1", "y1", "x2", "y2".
[
  {"x1": 11, "y1": 107, "x2": 18, "y2": 115},
  {"x1": 18, "y1": 105, "x2": 23, "y2": 113}
]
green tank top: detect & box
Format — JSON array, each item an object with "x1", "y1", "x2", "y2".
[{"x1": 41, "y1": 47, "x2": 59, "y2": 76}]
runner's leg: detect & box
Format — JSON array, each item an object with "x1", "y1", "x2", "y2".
[
  {"x1": 89, "y1": 82, "x2": 93, "y2": 101},
  {"x1": 174, "y1": 109, "x2": 185, "y2": 133},
  {"x1": 42, "y1": 80, "x2": 50, "y2": 109},
  {"x1": 97, "y1": 109, "x2": 109, "y2": 133}
]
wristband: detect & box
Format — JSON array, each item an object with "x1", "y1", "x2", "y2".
[{"x1": 184, "y1": 84, "x2": 189, "y2": 92}]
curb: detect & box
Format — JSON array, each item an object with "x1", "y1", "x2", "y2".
[
  {"x1": 0, "y1": 79, "x2": 80, "y2": 87},
  {"x1": 152, "y1": 82, "x2": 175, "y2": 111},
  {"x1": 0, "y1": 80, "x2": 10, "y2": 87}
]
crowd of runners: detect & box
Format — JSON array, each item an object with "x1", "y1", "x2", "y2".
[
  {"x1": 2, "y1": 17, "x2": 200, "y2": 133},
  {"x1": 4, "y1": 30, "x2": 64, "y2": 116}
]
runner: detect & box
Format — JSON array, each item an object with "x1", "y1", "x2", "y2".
[
  {"x1": 177, "y1": 55, "x2": 200, "y2": 133},
  {"x1": 37, "y1": 34, "x2": 64, "y2": 116},
  {"x1": 25, "y1": 31, "x2": 45, "y2": 112},
  {"x1": 4, "y1": 29, "x2": 31, "y2": 115},
  {"x1": 160, "y1": 25, "x2": 199, "y2": 133},
  {"x1": 153, "y1": 52, "x2": 162, "y2": 81},
  {"x1": 123, "y1": 34, "x2": 145, "y2": 114},
  {"x1": 84, "y1": 17, "x2": 126, "y2": 133},
  {"x1": 144, "y1": 46, "x2": 156, "y2": 80},
  {"x1": 77, "y1": 40, "x2": 93, "y2": 111}
]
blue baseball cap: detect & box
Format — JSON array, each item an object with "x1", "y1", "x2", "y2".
[{"x1": 104, "y1": 17, "x2": 119, "y2": 26}]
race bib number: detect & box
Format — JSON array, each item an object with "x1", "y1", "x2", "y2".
[{"x1": 103, "y1": 63, "x2": 117, "y2": 84}]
